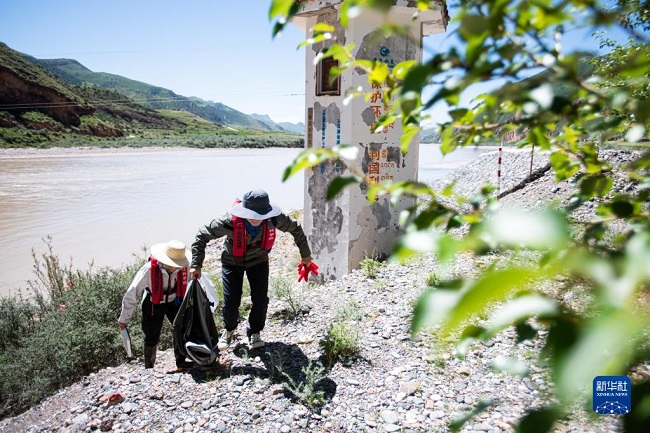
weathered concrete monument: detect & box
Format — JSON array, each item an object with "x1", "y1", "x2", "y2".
[{"x1": 292, "y1": 1, "x2": 448, "y2": 280}]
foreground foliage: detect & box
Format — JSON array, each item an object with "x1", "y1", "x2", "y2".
[{"x1": 272, "y1": 0, "x2": 650, "y2": 431}]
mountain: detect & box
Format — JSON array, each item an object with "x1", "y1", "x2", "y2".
[
  {"x1": 0, "y1": 45, "x2": 91, "y2": 127},
  {"x1": 248, "y1": 113, "x2": 304, "y2": 135},
  {"x1": 248, "y1": 113, "x2": 286, "y2": 132},
  {"x1": 278, "y1": 121, "x2": 305, "y2": 135},
  {"x1": 33, "y1": 58, "x2": 293, "y2": 132},
  {"x1": 419, "y1": 127, "x2": 441, "y2": 144},
  {"x1": 0, "y1": 42, "x2": 192, "y2": 139},
  {"x1": 0, "y1": 42, "x2": 305, "y2": 148}
]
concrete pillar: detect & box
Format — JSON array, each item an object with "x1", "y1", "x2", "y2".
[{"x1": 293, "y1": 1, "x2": 448, "y2": 281}]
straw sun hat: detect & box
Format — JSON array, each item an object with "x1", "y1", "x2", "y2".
[{"x1": 150, "y1": 240, "x2": 191, "y2": 268}]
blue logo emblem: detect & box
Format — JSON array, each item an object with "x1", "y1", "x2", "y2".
[{"x1": 593, "y1": 376, "x2": 631, "y2": 415}]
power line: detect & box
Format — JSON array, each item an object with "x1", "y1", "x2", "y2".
[{"x1": 0, "y1": 91, "x2": 305, "y2": 111}]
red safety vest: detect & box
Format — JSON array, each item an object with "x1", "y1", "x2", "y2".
[
  {"x1": 149, "y1": 257, "x2": 188, "y2": 304},
  {"x1": 231, "y1": 199, "x2": 276, "y2": 257}
]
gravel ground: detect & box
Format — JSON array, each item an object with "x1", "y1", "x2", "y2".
[{"x1": 0, "y1": 148, "x2": 644, "y2": 433}]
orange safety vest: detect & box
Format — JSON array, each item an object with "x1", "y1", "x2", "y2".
[
  {"x1": 149, "y1": 257, "x2": 188, "y2": 304},
  {"x1": 231, "y1": 199, "x2": 276, "y2": 257}
]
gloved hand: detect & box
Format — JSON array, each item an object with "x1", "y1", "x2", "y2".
[{"x1": 297, "y1": 261, "x2": 319, "y2": 282}]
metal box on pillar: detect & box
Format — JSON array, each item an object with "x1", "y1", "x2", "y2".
[{"x1": 292, "y1": 1, "x2": 448, "y2": 281}]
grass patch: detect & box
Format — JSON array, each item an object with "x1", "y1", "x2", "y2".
[
  {"x1": 270, "y1": 275, "x2": 305, "y2": 319},
  {"x1": 319, "y1": 300, "x2": 364, "y2": 369},
  {"x1": 359, "y1": 254, "x2": 385, "y2": 279}
]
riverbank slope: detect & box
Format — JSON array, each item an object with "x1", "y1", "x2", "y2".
[{"x1": 0, "y1": 148, "x2": 644, "y2": 433}]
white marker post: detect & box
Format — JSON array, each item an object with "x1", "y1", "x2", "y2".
[{"x1": 497, "y1": 142, "x2": 503, "y2": 200}]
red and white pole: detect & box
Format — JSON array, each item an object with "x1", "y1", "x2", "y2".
[{"x1": 497, "y1": 142, "x2": 502, "y2": 200}]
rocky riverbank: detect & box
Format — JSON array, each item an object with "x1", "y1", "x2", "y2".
[{"x1": 0, "y1": 148, "x2": 644, "y2": 433}]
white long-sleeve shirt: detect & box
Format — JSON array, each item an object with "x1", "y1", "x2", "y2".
[{"x1": 118, "y1": 262, "x2": 182, "y2": 325}]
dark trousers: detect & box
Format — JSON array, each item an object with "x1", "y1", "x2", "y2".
[
  {"x1": 142, "y1": 295, "x2": 184, "y2": 364},
  {"x1": 222, "y1": 261, "x2": 269, "y2": 336}
]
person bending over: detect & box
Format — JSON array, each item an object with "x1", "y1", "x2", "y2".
[{"x1": 118, "y1": 240, "x2": 194, "y2": 370}]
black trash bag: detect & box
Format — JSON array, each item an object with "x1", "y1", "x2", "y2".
[{"x1": 173, "y1": 279, "x2": 219, "y2": 366}]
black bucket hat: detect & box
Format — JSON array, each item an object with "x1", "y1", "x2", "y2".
[{"x1": 231, "y1": 189, "x2": 282, "y2": 219}]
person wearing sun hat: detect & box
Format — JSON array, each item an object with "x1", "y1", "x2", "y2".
[
  {"x1": 118, "y1": 240, "x2": 194, "y2": 369},
  {"x1": 191, "y1": 189, "x2": 312, "y2": 349}
]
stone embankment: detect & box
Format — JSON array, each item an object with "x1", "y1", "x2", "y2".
[{"x1": 1, "y1": 148, "x2": 642, "y2": 433}]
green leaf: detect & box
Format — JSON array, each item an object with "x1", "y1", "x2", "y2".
[
  {"x1": 298, "y1": 33, "x2": 334, "y2": 49},
  {"x1": 465, "y1": 34, "x2": 487, "y2": 65},
  {"x1": 442, "y1": 268, "x2": 547, "y2": 336},
  {"x1": 448, "y1": 109, "x2": 469, "y2": 121},
  {"x1": 392, "y1": 60, "x2": 416, "y2": 80},
  {"x1": 369, "y1": 0, "x2": 393, "y2": 13},
  {"x1": 515, "y1": 406, "x2": 561, "y2": 433},
  {"x1": 458, "y1": 14, "x2": 491, "y2": 41},
  {"x1": 461, "y1": 324, "x2": 485, "y2": 339},
  {"x1": 411, "y1": 287, "x2": 461, "y2": 334},
  {"x1": 269, "y1": 0, "x2": 300, "y2": 37},
  {"x1": 326, "y1": 176, "x2": 359, "y2": 200},
  {"x1": 369, "y1": 62, "x2": 390, "y2": 84},
  {"x1": 402, "y1": 64, "x2": 432, "y2": 94},
  {"x1": 549, "y1": 151, "x2": 579, "y2": 181},
  {"x1": 371, "y1": 113, "x2": 398, "y2": 133},
  {"x1": 269, "y1": 0, "x2": 293, "y2": 19},
  {"x1": 449, "y1": 398, "x2": 494, "y2": 433},
  {"x1": 484, "y1": 209, "x2": 569, "y2": 250},
  {"x1": 515, "y1": 322, "x2": 539, "y2": 343},
  {"x1": 399, "y1": 230, "x2": 439, "y2": 256},
  {"x1": 437, "y1": 234, "x2": 460, "y2": 264},
  {"x1": 579, "y1": 174, "x2": 613, "y2": 198},
  {"x1": 282, "y1": 145, "x2": 359, "y2": 181},
  {"x1": 492, "y1": 355, "x2": 530, "y2": 377},
  {"x1": 530, "y1": 126, "x2": 551, "y2": 149},
  {"x1": 312, "y1": 23, "x2": 334, "y2": 33},
  {"x1": 610, "y1": 198, "x2": 635, "y2": 218},
  {"x1": 440, "y1": 130, "x2": 459, "y2": 155},
  {"x1": 488, "y1": 294, "x2": 558, "y2": 333},
  {"x1": 624, "y1": 381, "x2": 650, "y2": 433},
  {"x1": 400, "y1": 124, "x2": 420, "y2": 154},
  {"x1": 556, "y1": 311, "x2": 650, "y2": 403}
]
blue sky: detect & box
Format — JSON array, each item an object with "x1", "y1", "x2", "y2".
[
  {"x1": 0, "y1": 0, "x2": 307, "y2": 123},
  {"x1": 0, "y1": 1, "x2": 629, "y2": 125}
]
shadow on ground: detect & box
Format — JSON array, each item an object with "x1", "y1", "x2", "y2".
[{"x1": 186, "y1": 341, "x2": 337, "y2": 410}]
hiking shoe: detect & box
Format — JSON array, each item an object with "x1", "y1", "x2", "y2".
[
  {"x1": 217, "y1": 329, "x2": 234, "y2": 350},
  {"x1": 249, "y1": 332, "x2": 265, "y2": 349}
]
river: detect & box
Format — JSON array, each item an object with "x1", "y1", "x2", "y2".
[{"x1": 0, "y1": 144, "x2": 491, "y2": 297}]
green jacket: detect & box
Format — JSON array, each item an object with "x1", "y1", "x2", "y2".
[{"x1": 191, "y1": 212, "x2": 311, "y2": 269}]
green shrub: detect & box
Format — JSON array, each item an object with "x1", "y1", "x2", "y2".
[
  {"x1": 270, "y1": 275, "x2": 305, "y2": 318},
  {"x1": 335, "y1": 299, "x2": 364, "y2": 323},
  {"x1": 281, "y1": 360, "x2": 327, "y2": 409},
  {"x1": 0, "y1": 242, "x2": 147, "y2": 419},
  {"x1": 319, "y1": 300, "x2": 364, "y2": 368},
  {"x1": 425, "y1": 272, "x2": 442, "y2": 288},
  {"x1": 0, "y1": 296, "x2": 37, "y2": 352},
  {"x1": 320, "y1": 321, "x2": 361, "y2": 369},
  {"x1": 359, "y1": 255, "x2": 384, "y2": 279}
]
